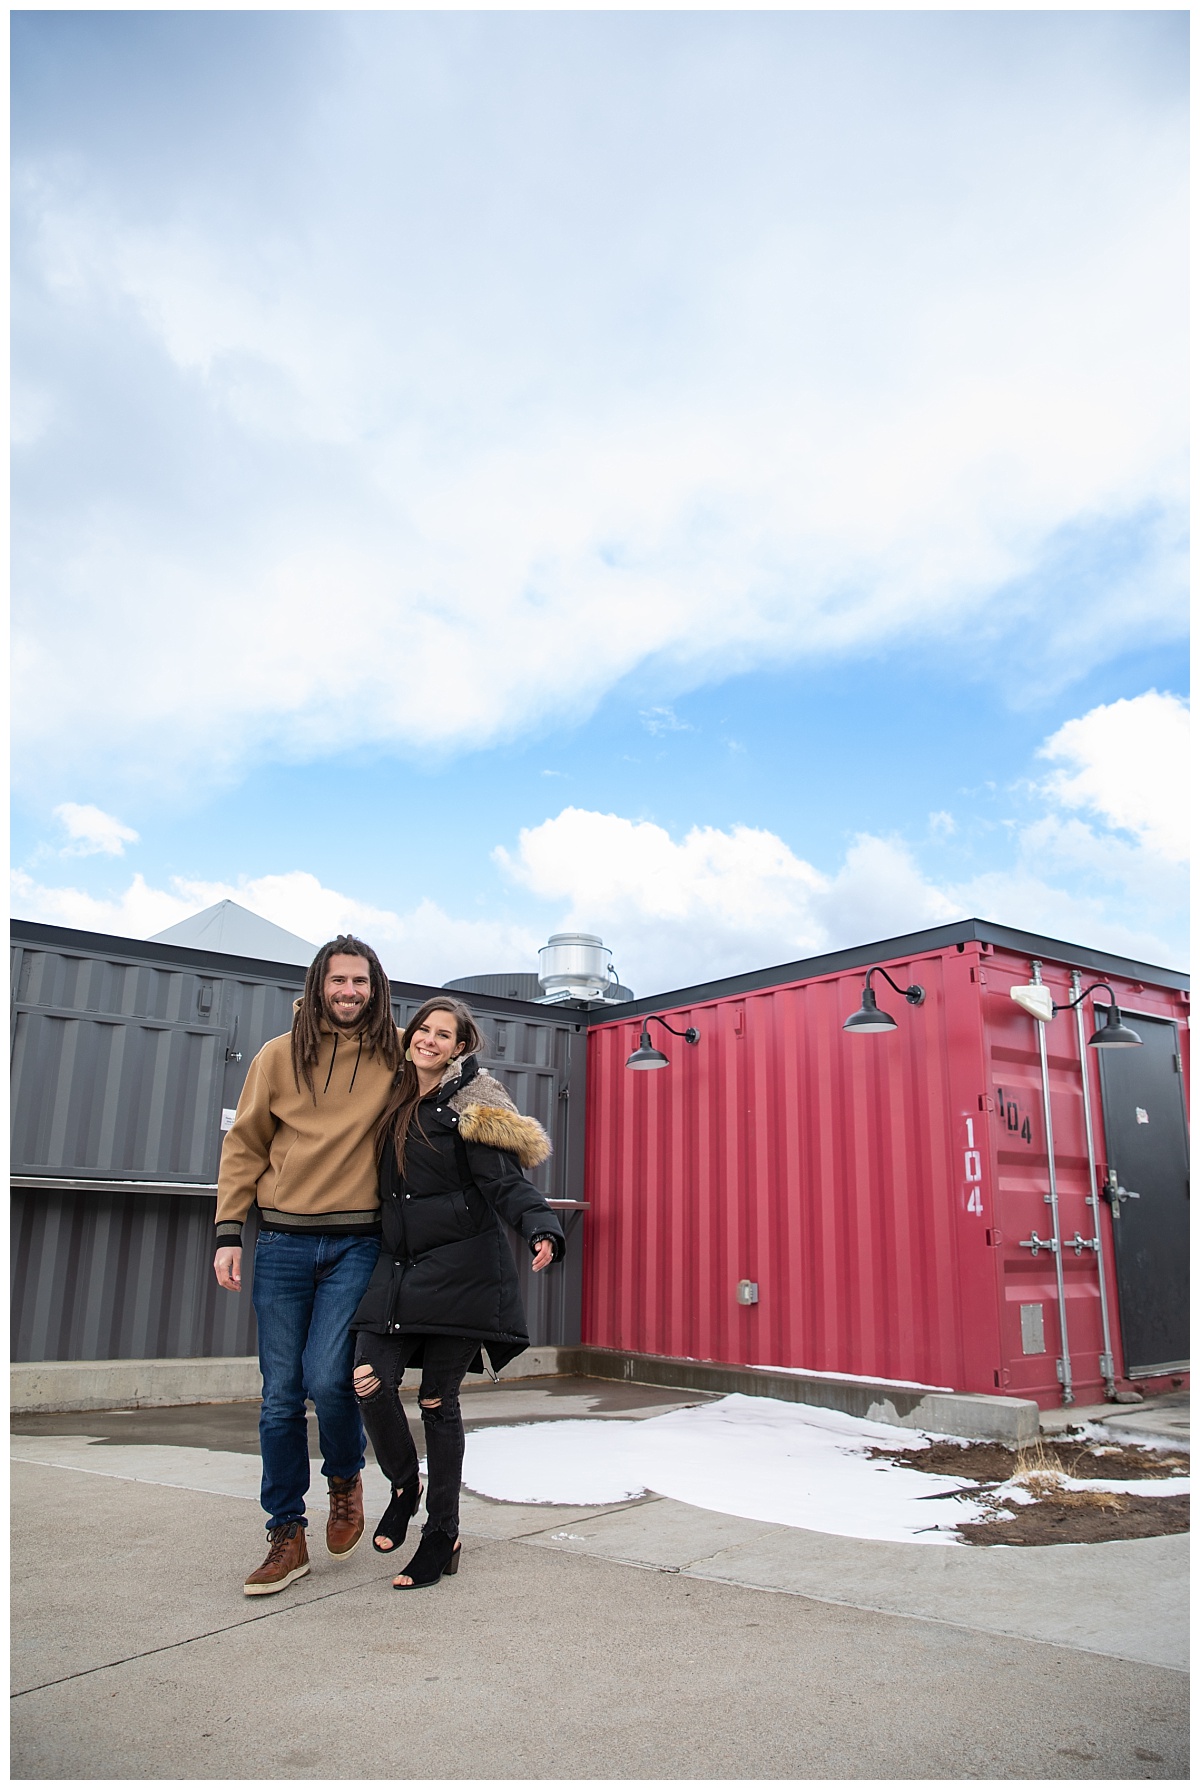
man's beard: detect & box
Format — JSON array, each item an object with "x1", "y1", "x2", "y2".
[{"x1": 327, "y1": 997, "x2": 367, "y2": 1030}]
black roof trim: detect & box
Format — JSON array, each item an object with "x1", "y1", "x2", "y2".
[
  {"x1": 586, "y1": 918, "x2": 1189, "y2": 1023},
  {"x1": 8, "y1": 919, "x2": 573, "y2": 1022}
]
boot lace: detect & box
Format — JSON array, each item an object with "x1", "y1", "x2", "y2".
[
  {"x1": 263, "y1": 1523, "x2": 300, "y2": 1563},
  {"x1": 328, "y1": 1479, "x2": 358, "y2": 1523}
]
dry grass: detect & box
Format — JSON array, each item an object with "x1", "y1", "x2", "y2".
[
  {"x1": 1014, "y1": 1468, "x2": 1067, "y2": 1497},
  {"x1": 1048, "y1": 1488, "x2": 1125, "y2": 1512},
  {"x1": 1007, "y1": 1446, "x2": 1127, "y2": 1512},
  {"x1": 1014, "y1": 1438, "x2": 1061, "y2": 1478},
  {"x1": 1013, "y1": 1436, "x2": 1111, "y2": 1484},
  {"x1": 1011, "y1": 1439, "x2": 1130, "y2": 1509}
]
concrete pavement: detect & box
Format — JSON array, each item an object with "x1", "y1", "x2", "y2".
[
  {"x1": 11, "y1": 1379, "x2": 1189, "y2": 1779},
  {"x1": 1039, "y1": 1390, "x2": 1191, "y2": 1450}
]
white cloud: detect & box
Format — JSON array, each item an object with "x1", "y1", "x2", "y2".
[
  {"x1": 496, "y1": 771, "x2": 1186, "y2": 989},
  {"x1": 11, "y1": 15, "x2": 1187, "y2": 791},
  {"x1": 12, "y1": 670, "x2": 1189, "y2": 1000},
  {"x1": 1037, "y1": 690, "x2": 1188, "y2": 862},
  {"x1": 820, "y1": 836, "x2": 962, "y2": 947},
  {"x1": 11, "y1": 869, "x2": 188, "y2": 937},
  {"x1": 17, "y1": 817, "x2": 969, "y2": 998},
  {"x1": 948, "y1": 864, "x2": 1179, "y2": 969},
  {"x1": 11, "y1": 381, "x2": 55, "y2": 446},
  {"x1": 53, "y1": 802, "x2": 140, "y2": 857},
  {"x1": 13, "y1": 743, "x2": 1188, "y2": 1004},
  {"x1": 1014, "y1": 813, "x2": 1188, "y2": 906},
  {"x1": 639, "y1": 707, "x2": 692, "y2": 736},
  {"x1": 9, "y1": 867, "x2": 540, "y2": 990},
  {"x1": 497, "y1": 808, "x2": 962, "y2": 988}
]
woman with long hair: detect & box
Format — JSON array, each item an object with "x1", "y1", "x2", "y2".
[{"x1": 349, "y1": 996, "x2": 565, "y2": 1588}]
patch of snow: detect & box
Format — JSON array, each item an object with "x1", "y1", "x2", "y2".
[
  {"x1": 462, "y1": 1393, "x2": 982, "y2": 1545},
  {"x1": 993, "y1": 1482, "x2": 1037, "y2": 1506},
  {"x1": 1002, "y1": 1472, "x2": 1189, "y2": 1500}
]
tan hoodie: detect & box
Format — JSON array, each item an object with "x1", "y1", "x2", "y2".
[{"x1": 215, "y1": 1018, "x2": 398, "y2": 1245}]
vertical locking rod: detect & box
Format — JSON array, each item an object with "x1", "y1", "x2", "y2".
[
  {"x1": 1071, "y1": 970, "x2": 1117, "y2": 1397},
  {"x1": 1031, "y1": 962, "x2": 1074, "y2": 1405}
]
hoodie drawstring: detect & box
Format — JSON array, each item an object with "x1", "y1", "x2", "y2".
[{"x1": 320, "y1": 1031, "x2": 365, "y2": 1095}]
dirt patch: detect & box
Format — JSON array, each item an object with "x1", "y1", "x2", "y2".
[
  {"x1": 955, "y1": 1492, "x2": 1190, "y2": 1548},
  {"x1": 866, "y1": 1436, "x2": 1190, "y2": 1546},
  {"x1": 866, "y1": 1438, "x2": 1189, "y2": 1483}
]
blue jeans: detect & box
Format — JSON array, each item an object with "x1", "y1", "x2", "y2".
[{"x1": 251, "y1": 1229, "x2": 380, "y2": 1530}]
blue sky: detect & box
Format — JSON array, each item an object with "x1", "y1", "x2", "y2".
[{"x1": 11, "y1": 10, "x2": 1189, "y2": 992}]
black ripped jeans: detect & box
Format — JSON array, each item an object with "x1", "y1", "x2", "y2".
[{"x1": 352, "y1": 1332, "x2": 478, "y2": 1539}]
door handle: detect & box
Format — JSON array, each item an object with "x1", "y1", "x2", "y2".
[{"x1": 1103, "y1": 1168, "x2": 1140, "y2": 1207}]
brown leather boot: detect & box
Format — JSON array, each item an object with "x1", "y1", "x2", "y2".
[
  {"x1": 326, "y1": 1473, "x2": 365, "y2": 1558},
  {"x1": 244, "y1": 1522, "x2": 310, "y2": 1596}
]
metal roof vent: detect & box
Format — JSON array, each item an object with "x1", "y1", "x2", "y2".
[{"x1": 537, "y1": 933, "x2": 631, "y2": 1004}]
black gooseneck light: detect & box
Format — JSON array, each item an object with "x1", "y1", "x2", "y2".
[
  {"x1": 842, "y1": 966, "x2": 926, "y2": 1035},
  {"x1": 1008, "y1": 975, "x2": 1142, "y2": 1048},
  {"x1": 1058, "y1": 981, "x2": 1143, "y2": 1049},
  {"x1": 625, "y1": 1014, "x2": 701, "y2": 1069}
]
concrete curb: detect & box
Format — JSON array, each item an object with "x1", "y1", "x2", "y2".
[
  {"x1": 11, "y1": 1347, "x2": 1040, "y2": 1442},
  {"x1": 566, "y1": 1348, "x2": 1041, "y2": 1444},
  {"x1": 10, "y1": 1346, "x2": 575, "y2": 1413},
  {"x1": 10, "y1": 1357, "x2": 264, "y2": 1413}
]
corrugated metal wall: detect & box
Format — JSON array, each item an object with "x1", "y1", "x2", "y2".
[
  {"x1": 583, "y1": 947, "x2": 994, "y2": 1391},
  {"x1": 12, "y1": 940, "x2": 301, "y2": 1184},
  {"x1": 11, "y1": 923, "x2": 587, "y2": 1362},
  {"x1": 12, "y1": 1190, "x2": 262, "y2": 1362},
  {"x1": 18, "y1": 917, "x2": 1183, "y2": 1394},
  {"x1": 582, "y1": 934, "x2": 1189, "y2": 1406}
]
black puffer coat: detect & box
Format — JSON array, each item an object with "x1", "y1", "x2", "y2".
[{"x1": 350, "y1": 1057, "x2": 565, "y2": 1374}]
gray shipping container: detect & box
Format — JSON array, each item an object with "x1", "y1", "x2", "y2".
[{"x1": 11, "y1": 921, "x2": 587, "y2": 1362}]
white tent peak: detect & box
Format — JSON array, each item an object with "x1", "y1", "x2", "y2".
[{"x1": 151, "y1": 899, "x2": 315, "y2": 966}]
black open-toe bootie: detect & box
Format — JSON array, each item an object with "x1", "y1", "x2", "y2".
[
  {"x1": 372, "y1": 1478, "x2": 422, "y2": 1554},
  {"x1": 392, "y1": 1528, "x2": 462, "y2": 1589}
]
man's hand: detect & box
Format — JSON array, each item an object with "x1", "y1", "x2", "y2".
[
  {"x1": 530, "y1": 1238, "x2": 555, "y2": 1273},
  {"x1": 214, "y1": 1246, "x2": 243, "y2": 1291}
]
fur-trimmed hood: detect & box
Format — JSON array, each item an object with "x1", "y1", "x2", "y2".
[{"x1": 444, "y1": 1066, "x2": 552, "y2": 1169}]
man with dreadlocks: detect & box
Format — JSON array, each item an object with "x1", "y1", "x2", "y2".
[{"x1": 213, "y1": 935, "x2": 401, "y2": 1596}]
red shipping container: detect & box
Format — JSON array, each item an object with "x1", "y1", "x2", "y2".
[{"x1": 582, "y1": 921, "x2": 1189, "y2": 1408}]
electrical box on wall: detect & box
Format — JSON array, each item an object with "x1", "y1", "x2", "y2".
[{"x1": 736, "y1": 1280, "x2": 759, "y2": 1306}]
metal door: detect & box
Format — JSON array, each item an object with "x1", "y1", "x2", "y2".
[
  {"x1": 1097, "y1": 1011, "x2": 1189, "y2": 1375},
  {"x1": 11, "y1": 1007, "x2": 229, "y2": 1184}
]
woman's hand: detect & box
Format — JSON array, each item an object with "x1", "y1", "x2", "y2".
[{"x1": 530, "y1": 1238, "x2": 555, "y2": 1273}]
